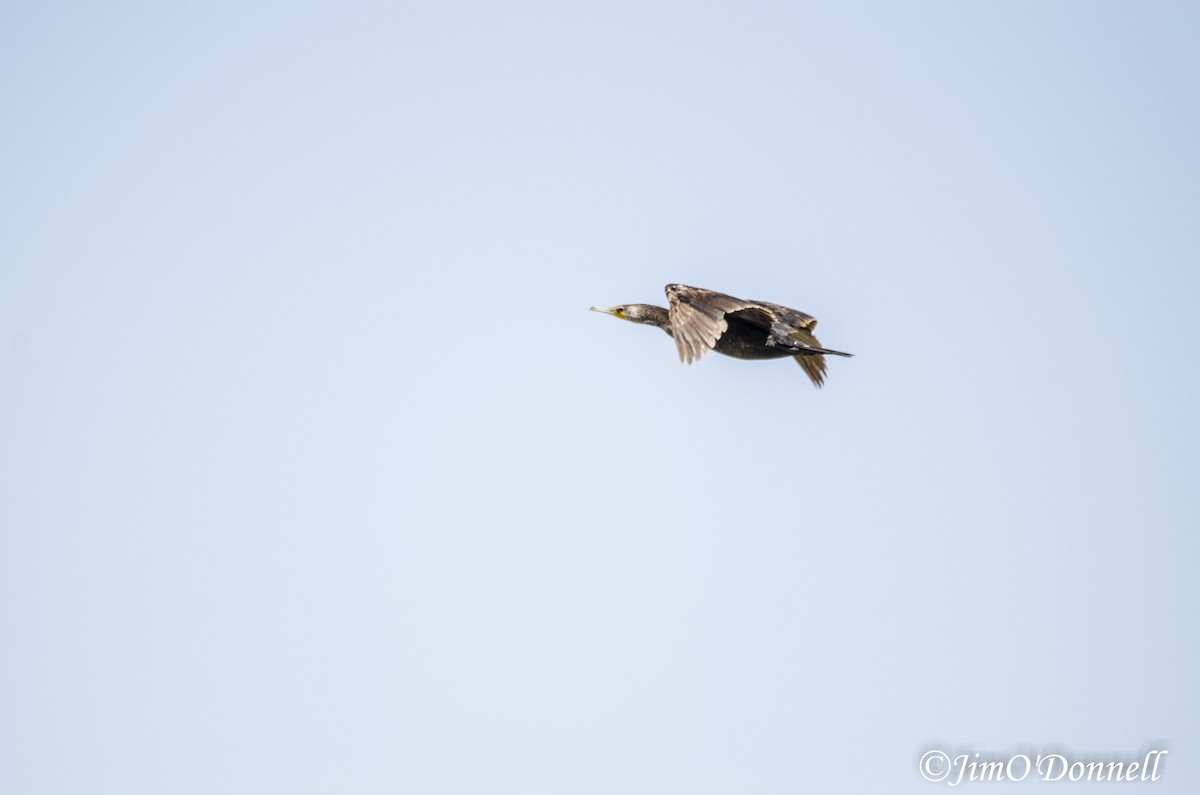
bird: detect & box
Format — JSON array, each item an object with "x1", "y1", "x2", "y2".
[{"x1": 590, "y1": 283, "x2": 853, "y2": 387}]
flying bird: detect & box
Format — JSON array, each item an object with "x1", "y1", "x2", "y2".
[{"x1": 591, "y1": 283, "x2": 853, "y2": 387}]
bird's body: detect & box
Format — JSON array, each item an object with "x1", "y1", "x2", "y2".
[
  {"x1": 591, "y1": 284, "x2": 852, "y2": 387},
  {"x1": 708, "y1": 310, "x2": 805, "y2": 360}
]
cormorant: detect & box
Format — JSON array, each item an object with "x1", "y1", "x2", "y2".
[{"x1": 591, "y1": 283, "x2": 853, "y2": 387}]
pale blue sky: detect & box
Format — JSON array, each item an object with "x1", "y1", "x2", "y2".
[{"x1": 3, "y1": 2, "x2": 1198, "y2": 793}]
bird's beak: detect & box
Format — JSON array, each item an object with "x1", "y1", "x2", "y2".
[{"x1": 590, "y1": 306, "x2": 617, "y2": 316}]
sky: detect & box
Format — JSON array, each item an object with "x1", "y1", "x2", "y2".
[{"x1": 2, "y1": 1, "x2": 1198, "y2": 793}]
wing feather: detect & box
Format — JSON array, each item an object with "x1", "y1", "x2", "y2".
[
  {"x1": 794, "y1": 352, "x2": 828, "y2": 388},
  {"x1": 665, "y1": 284, "x2": 764, "y2": 364}
]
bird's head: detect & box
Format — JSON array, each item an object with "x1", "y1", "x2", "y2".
[{"x1": 589, "y1": 304, "x2": 661, "y2": 325}]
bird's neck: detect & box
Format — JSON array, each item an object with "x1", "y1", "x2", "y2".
[{"x1": 641, "y1": 305, "x2": 673, "y2": 336}]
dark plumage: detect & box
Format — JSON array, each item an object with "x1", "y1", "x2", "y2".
[{"x1": 591, "y1": 284, "x2": 853, "y2": 387}]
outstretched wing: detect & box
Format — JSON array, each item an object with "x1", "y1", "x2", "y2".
[
  {"x1": 756, "y1": 301, "x2": 819, "y2": 336},
  {"x1": 665, "y1": 284, "x2": 766, "y2": 364},
  {"x1": 793, "y1": 354, "x2": 828, "y2": 387}
]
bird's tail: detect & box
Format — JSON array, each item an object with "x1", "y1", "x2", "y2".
[
  {"x1": 766, "y1": 323, "x2": 853, "y2": 358},
  {"x1": 769, "y1": 340, "x2": 854, "y2": 357},
  {"x1": 806, "y1": 346, "x2": 853, "y2": 357}
]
